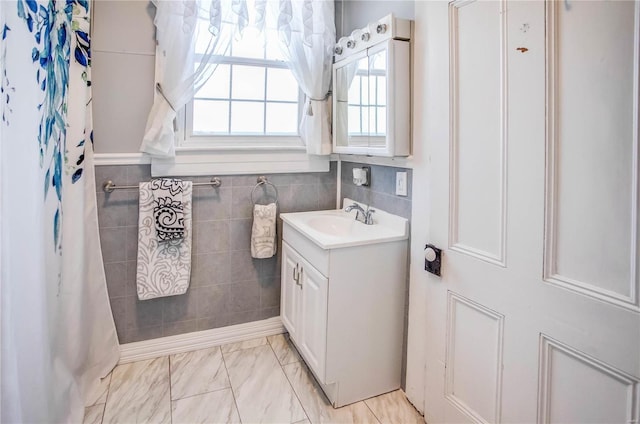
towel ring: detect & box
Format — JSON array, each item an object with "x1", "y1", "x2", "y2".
[{"x1": 251, "y1": 176, "x2": 278, "y2": 205}]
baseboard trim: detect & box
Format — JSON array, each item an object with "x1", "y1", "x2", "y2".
[{"x1": 119, "y1": 317, "x2": 285, "y2": 364}]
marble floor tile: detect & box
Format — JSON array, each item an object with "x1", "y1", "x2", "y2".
[
  {"x1": 224, "y1": 344, "x2": 306, "y2": 423},
  {"x1": 172, "y1": 389, "x2": 241, "y2": 424},
  {"x1": 85, "y1": 373, "x2": 111, "y2": 406},
  {"x1": 283, "y1": 362, "x2": 381, "y2": 424},
  {"x1": 102, "y1": 357, "x2": 171, "y2": 424},
  {"x1": 170, "y1": 347, "x2": 230, "y2": 400},
  {"x1": 83, "y1": 403, "x2": 105, "y2": 424},
  {"x1": 220, "y1": 336, "x2": 268, "y2": 353},
  {"x1": 364, "y1": 390, "x2": 423, "y2": 424},
  {"x1": 267, "y1": 333, "x2": 301, "y2": 366}
]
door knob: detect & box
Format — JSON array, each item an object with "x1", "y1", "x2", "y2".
[{"x1": 424, "y1": 244, "x2": 442, "y2": 276}]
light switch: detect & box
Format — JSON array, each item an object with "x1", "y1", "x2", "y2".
[{"x1": 395, "y1": 172, "x2": 407, "y2": 196}]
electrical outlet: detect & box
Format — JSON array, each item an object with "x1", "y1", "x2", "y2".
[{"x1": 395, "y1": 172, "x2": 407, "y2": 196}]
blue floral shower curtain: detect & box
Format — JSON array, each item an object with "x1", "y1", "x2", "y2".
[{"x1": 1, "y1": 0, "x2": 119, "y2": 421}]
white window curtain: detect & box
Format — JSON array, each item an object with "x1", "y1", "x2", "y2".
[
  {"x1": 273, "y1": 0, "x2": 335, "y2": 155},
  {"x1": 140, "y1": 0, "x2": 336, "y2": 157}
]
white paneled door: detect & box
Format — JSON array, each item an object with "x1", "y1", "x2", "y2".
[{"x1": 408, "y1": 1, "x2": 640, "y2": 423}]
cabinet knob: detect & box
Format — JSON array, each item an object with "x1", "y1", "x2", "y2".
[
  {"x1": 334, "y1": 45, "x2": 343, "y2": 55},
  {"x1": 346, "y1": 39, "x2": 356, "y2": 49},
  {"x1": 376, "y1": 23, "x2": 387, "y2": 34},
  {"x1": 361, "y1": 32, "x2": 370, "y2": 42}
]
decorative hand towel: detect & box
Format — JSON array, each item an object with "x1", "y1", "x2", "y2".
[
  {"x1": 136, "y1": 181, "x2": 193, "y2": 300},
  {"x1": 150, "y1": 178, "x2": 185, "y2": 242},
  {"x1": 251, "y1": 203, "x2": 277, "y2": 259}
]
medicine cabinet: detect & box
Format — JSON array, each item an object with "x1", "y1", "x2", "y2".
[{"x1": 332, "y1": 15, "x2": 412, "y2": 157}]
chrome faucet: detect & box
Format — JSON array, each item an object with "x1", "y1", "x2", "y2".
[{"x1": 344, "y1": 203, "x2": 375, "y2": 225}]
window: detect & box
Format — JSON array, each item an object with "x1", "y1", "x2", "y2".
[
  {"x1": 182, "y1": 27, "x2": 302, "y2": 146},
  {"x1": 148, "y1": 0, "x2": 333, "y2": 175}
]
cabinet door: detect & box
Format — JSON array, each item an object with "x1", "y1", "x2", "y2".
[
  {"x1": 281, "y1": 242, "x2": 301, "y2": 339},
  {"x1": 298, "y1": 255, "x2": 329, "y2": 381}
]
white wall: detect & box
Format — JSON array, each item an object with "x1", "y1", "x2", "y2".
[
  {"x1": 92, "y1": 0, "x2": 156, "y2": 154},
  {"x1": 335, "y1": 0, "x2": 415, "y2": 38}
]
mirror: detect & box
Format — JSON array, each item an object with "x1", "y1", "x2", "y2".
[
  {"x1": 367, "y1": 48, "x2": 387, "y2": 148},
  {"x1": 333, "y1": 39, "x2": 409, "y2": 157},
  {"x1": 335, "y1": 56, "x2": 367, "y2": 150},
  {"x1": 334, "y1": 52, "x2": 387, "y2": 152}
]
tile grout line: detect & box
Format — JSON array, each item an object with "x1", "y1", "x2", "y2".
[
  {"x1": 220, "y1": 347, "x2": 244, "y2": 424},
  {"x1": 98, "y1": 402, "x2": 106, "y2": 424},
  {"x1": 168, "y1": 356, "x2": 173, "y2": 424},
  {"x1": 363, "y1": 398, "x2": 384, "y2": 424},
  {"x1": 99, "y1": 369, "x2": 114, "y2": 424},
  {"x1": 268, "y1": 338, "x2": 311, "y2": 424},
  {"x1": 99, "y1": 372, "x2": 113, "y2": 418},
  {"x1": 169, "y1": 385, "x2": 233, "y2": 402}
]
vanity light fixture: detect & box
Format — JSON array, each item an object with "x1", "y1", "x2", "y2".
[{"x1": 333, "y1": 14, "x2": 411, "y2": 62}]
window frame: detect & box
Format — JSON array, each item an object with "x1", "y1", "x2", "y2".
[{"x1": 177, "y1": 50, "x2": 305, "y2": 151}]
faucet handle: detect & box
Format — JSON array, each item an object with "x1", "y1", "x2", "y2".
[{"x1": 364, "y1": 208, "x2": 376, "y2": 225}]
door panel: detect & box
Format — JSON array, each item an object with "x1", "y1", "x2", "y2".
[
  {"x1": 544, "y1": 0, "x2": 640, "y2": 309},
  {"x1": 538, "y1": 336, "x2": 639, "y2": 424},
  {"x1": 281, "y1": 242, "x2": 301, "y2": 338},
  {"x1": 445, "y1": 292, "x2": 504, "y2": 423},
  {"x1": 450, "y1": 0, "x2": 507, "y2": 265},
  {"x1": 299, "y1": 256, "x2": 329, "y2": 381}
]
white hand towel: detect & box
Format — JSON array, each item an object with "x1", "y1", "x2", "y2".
[
  {"x1": 251, "y1": 203, "x2": 277, "y2": 259},
  {"x1": 136, "y1": 181, "x2": 193, "y2": 300}
]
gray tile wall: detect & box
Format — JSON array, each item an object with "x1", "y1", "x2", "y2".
[
  {"x1": 340, "y1": 161, "x2": 413, "y2": 219},
  {"x1": 95, "y1": 163, "x2": 337, "y2": 344}
]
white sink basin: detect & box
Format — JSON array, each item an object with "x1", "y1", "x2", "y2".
[
  {"x1": 306, "y1": 214, "x2": 355, "y2": 237},
  {"x1": 280, "y1": 198, "x2": 408, "y2": 249}
]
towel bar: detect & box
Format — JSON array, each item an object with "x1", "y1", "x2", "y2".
[{"x1": 103, "y1": 177, "x2": 222, "y2": 193}]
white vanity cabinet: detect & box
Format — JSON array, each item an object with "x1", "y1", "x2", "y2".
[
  {"x1": 281, "y1": 242, "x2": 328, "y2": 379},
  {"x1": 280, "y1": 206, "x2": 408, "y2": 408}
]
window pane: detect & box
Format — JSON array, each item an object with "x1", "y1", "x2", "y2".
[
  {"x1": 361, "y1": 105, "x2": 370, "y2": 134},
  {"x1": 193, "y1": 100, "x2": 229, "y2": 133},
  {"x1": 231, "y1": 101, "x2": 264, "y2": 133},
  {"x1": 348, "y1": 74, "x2": 361, "y2": 105},
  {"x1": 266, "y1": 103, "x2": 298, "y2": 134},
  {"x1": 232, "y1": 65, "x2": 265, "y2": 100},
  {"x1": 266, "y1": 68, "x2": 298, "y2": 101},
  {"x1": 231, "y1": 28, "x2": 264, "y2": 59},
  {"x1": 370, "y1": 50, "x2": 386, "y2": 71},
  {"x1": 265, "y1": 30, "x2": 285, "y2": 61},
  {"x1": 357, "y1": 57, "x2": 368, "y2": 72},
  {"x1": 194, "y1": 20, "x2": 214, "y2": 55},
  {"x1": 348, "y1": 105, "x2": 362, "y2": 134},
  {"x1": 376, "y1": 106, "x2": 386, "y2": 135},
  {"x1": 377, "y1": 76, "x2": 387, "y2": 106},
  {"x1": 369, "y1": 74, "x2": 377, "y2": 106},
  {"x1": 196, "y1": 64, "x2": 230, "y2": 99}
]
